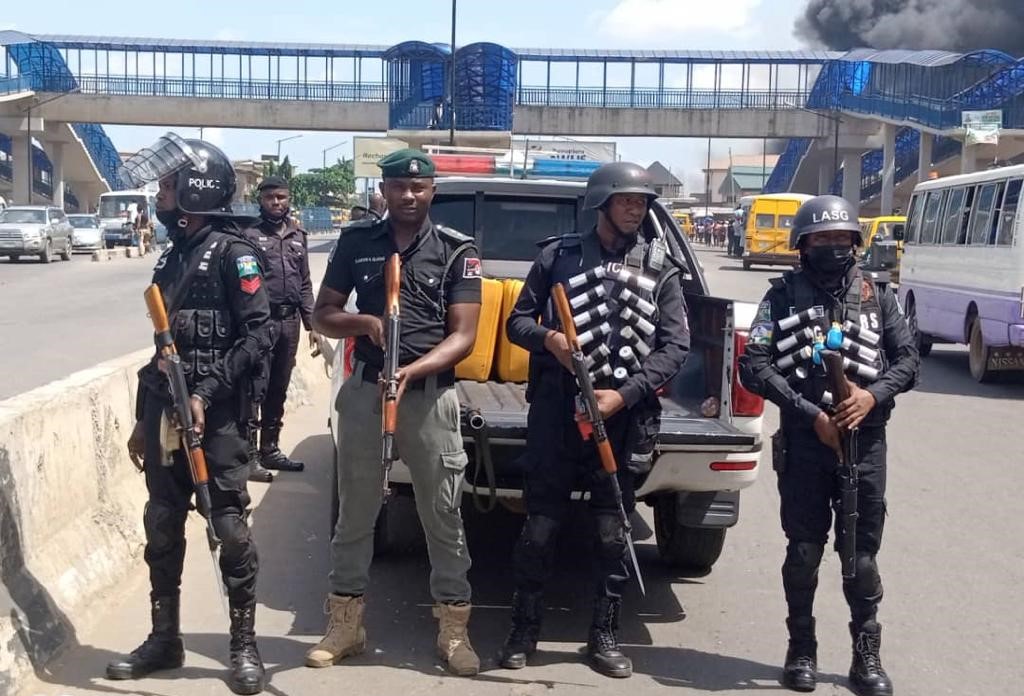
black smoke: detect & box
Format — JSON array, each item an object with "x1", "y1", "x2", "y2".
[{"x1": 796, "y1": 0, "x2": 1024, "y2": 57}]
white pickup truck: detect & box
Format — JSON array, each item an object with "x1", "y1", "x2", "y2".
[{"x1": 330, "y1": 177, "x2": 765, "y2": 572}]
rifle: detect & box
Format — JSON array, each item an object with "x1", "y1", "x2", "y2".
[
  {"x1": 552, "y1": 283, "x2": 646, "y2": 596},
  {"x1": 821, "y1": 349, "x2": 858, "y2": 580},
  {"x1": 143, "y1": 284, "x2": 228, "y2": 612},
  {"x1": 381, "y1": 253, "x2": 402, "y2": 500}
]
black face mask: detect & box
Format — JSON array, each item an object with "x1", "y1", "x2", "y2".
[
  {"x1": 802, "y1": 244, "x2": 855, "y2": 278},
  {"x1": 260, "y1": 206, "x2": 290, "y2": 225}
]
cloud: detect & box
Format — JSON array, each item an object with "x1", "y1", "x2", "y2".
[{"x1": 593, "y1": 0, "x2": 762, "y2": 40}]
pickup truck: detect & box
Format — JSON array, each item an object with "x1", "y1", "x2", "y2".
[{"x1": 329, "y1": 177, "x2": 765, "y2": 572}]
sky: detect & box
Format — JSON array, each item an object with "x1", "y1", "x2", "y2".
[{"x1": 2, "y1": 0, "x2": 810, "y2": 193}]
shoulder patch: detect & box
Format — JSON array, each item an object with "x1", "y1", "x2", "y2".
[
  {"x1": 755, "y1": 300, "x2": 772, "y2": 323},
  {"x1": 463, "y1": 257, "x2": 482, "y2": 279},
  {"x1": 749, "y1": 323, "x2": 773, "y2": 345},
  {"x1": 236, "y1": 254, "x2": 260, "y2": 278},
  {"x1": 861, "y1": 279, "x2": 875, "y2": 302}
]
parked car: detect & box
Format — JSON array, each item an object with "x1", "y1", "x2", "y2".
[
  {"x1": 0, "y1": 206, "x2": 74, "y2": 263},
  {"x1": 68, "y1": 213, "x2": 104, "y2": 252}
]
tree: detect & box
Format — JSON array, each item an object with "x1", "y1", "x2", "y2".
[{"x1": 289, "y1": 159, "x2": 356, "y2": 208}]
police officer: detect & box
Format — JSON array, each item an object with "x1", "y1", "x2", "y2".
[
  {"x1": 499, "y1": 162, "x2": 690, "y2": 678},
  {"x1": 108, "y1": 133, "x2": 275, "y2": 694},
  {"x1": 308, "y1": 149, "x2": 482, "y2": 676},
  {"x1": 739, "y1": 195, "x2": 919, "y2": 696},
  {"x1": 242, "y1": 175, "x2": 318, "y2": 480}
]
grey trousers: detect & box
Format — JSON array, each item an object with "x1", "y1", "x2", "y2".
[{"x1": 329, "y1": 366, "x2": 472, "y2": 602}]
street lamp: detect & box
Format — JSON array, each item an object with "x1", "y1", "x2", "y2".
[
  {"x1": 275, "y1": 134, "x2": 303, "y2": 161},
  {"x1": 322, "y1": 140, "x2": 349, "y2": 170}
]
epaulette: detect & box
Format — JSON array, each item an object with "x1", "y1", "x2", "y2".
[
  {"x1": 435, "y1": 224, "x2": 473, "y2": 245},
  {"x1": 340, "y1": 218, "x2": 378, "y2": 235}
]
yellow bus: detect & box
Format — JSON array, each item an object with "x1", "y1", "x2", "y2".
[
  {"x1": 741, "y1": 193, "x2": 813, "y2": 270},
  {"x1": 859, "y1": 215, "x2": 907, "y2": 282},
  {"x1": 672, "y1": 209, "x2": 695, "y2": 239}
]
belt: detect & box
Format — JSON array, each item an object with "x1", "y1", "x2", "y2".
[
  {"x1": 360, "y1": 364, "x2": 454, "y2": 391},
  {"x1": 270, "y1": 304, "x2": 298, "y2": 320}
]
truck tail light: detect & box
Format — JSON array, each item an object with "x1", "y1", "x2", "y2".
[
  {"x1": 732, "y1": 330, "x2": 765, "y2": 417},
  {"x1": 711, "y1": 460, "x2": 757, "y2": 471}
]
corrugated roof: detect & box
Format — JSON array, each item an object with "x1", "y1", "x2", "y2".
[
  {"x1": 513, "y1": 48, "x2": 840, "y2": 63},
  {"x1": 731, "y1": 172, "x2": 771, "y2": 189},
  {"x1": 29, "y1": 33, "x2": 390, "y2": 57},
  {"x1": 839, "y1": 47, "x2": 1015, "y2": 68}
]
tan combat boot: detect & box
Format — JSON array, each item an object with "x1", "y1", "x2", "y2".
[
  {"x1": 434, "y1": 603, "x2": 480, "y2": 676},
  {"x1": 305, "y1": 594, "x2": 367, "y2": 668}
]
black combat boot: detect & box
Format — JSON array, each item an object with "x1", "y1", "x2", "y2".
[
  {"x1": 247, "y1": 436, "x2": 274, "y2": 483},
  {"x1": 849, "y1": 621, "x2": 893, "y2": 696},
  {"x1": 106, "y1": 595, "x2": 185, "y2": 679},
  {"x1": 228, "y1": 603, "x2": 265, "y2": 695},
  {"x1": 497, "y1": 590, "x2": 543, "y2": 669},
  {"x1": 260, "y1": 427, "x2": 304, "y2": 472},
  {"x1": 782, "y1": 616, "x2": 818, "y2": 692},
  {"x1": 586, "y1": 597, "x2": 632, "y2": 678}
]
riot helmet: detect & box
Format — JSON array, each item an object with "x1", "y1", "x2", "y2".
[
  {"x1": 583, "y1": 161, "x2": 658, "y2": 211},
  {"x1": 120, "y1": 133, "x2": 237, "y2": 223},
  {"x1": 789, "y1": 195, "x2": 862, "y2": 250}
]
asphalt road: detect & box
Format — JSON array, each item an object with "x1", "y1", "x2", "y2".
[
  {"x1": 0, "y1": 237, "x2": 337, "y2": 401},
  {"x1": 17, "y1": 246, "x2": 1024, "y2": 696}
]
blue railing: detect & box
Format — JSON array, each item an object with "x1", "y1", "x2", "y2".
[
  {"x1": 0, "y1": 75, "x2": 31, "y2": 94},
  {"x1": 763, "y1": 138, "x2": 811, "y2": 193},
  {"x1": 517, "y1": 86, "x2": 809, "y2": 110}
]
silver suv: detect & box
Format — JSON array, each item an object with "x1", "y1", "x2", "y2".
[{"x1": 0, "y1": 206, "x2": 74, "y2": 263}]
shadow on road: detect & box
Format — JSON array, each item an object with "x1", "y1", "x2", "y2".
[{"x1": 914, "y1": 346, "x2": 1024, "y2": 399}]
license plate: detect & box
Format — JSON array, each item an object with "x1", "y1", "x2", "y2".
[
  {"x1": 0, "y1": 240, "x2": 18, "y2": 247},
  {"x1": 988, "y1": 348, "x2": 1024, "y2": 371}
]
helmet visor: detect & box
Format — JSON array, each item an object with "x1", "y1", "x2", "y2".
[{"x1": 119, "y1": 133, "x2": 203, "y2": 189}]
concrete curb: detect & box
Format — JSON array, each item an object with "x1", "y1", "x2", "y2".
[{"x1": 0, "y1": 333, "x2": 329, "y2": 692}]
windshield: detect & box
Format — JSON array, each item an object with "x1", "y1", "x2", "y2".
[
  {"x1": 68, "y1": 216, "x2": 99, "y2": 228},
  {"x1": 99, "y1": 196, "x2": 147, "y2": 219},
  {"x1": 0, "y1": 209, "x2": 45, "y2": 224}
]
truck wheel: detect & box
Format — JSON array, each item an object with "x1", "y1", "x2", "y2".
[
  {"x1": 653, "y1": 495, "x2": 727, "y2": 572},
  {"x1": 60, "y1": 241, "x2": 72, "y2": 261},
  {"x1": 906, "y1": 297, "x2": 932, "y2": 357},
  {"x1": 968, "y1": 317, "x2": 997, "y2": 383},
  {"x1": 40, "y1": 240, "x2": 53, "y2": 264}
]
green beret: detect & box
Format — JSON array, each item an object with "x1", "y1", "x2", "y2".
[{"x1": 377, "y1": 148, "x2": 436, "y2": 178}]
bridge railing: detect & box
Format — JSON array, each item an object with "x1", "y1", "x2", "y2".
[
  {"x1": 0, "y1": 75, "x2": 32, "y2": 95},
  {"x1": 516, "y1": 86, "x2": 810, "y2": 110}
]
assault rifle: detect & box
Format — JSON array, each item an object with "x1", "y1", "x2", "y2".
[
  {"x1": 143, "y1": 284, "x2": 228, "y2": 611},
  {"x1": 381, "y1": 253, "x2": 402, "y2": 500},
  {"x1": 552, "y1": 283, "x2": 646, "y2": 596},
  {"x1": 821, "y1": 349, "x2": 858, "y2": 580}
]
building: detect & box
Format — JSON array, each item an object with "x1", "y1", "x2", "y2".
[
  {"x1": 647, "y1": 161, "x2": 684, "y2": 198},
  {"x1": 232, "y1": 159, "x2": 264, "y2": 205},
  {"x1": 718, "y1": 164, "x2": 774, "y2": 202},
  {"x1": 701, "y1": 153, "x2": 778, "y2": 205}
]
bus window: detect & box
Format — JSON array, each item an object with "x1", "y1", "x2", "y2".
[
  {"x1": 779, "y1": 215, "x2": 796, "y2": 229},
  {"x1": 755, "y1": 213, "x2": 774, "y2": 229},
  {"x1": 940, "y1": 187, "x2": 965, "y2": 244},
  {"x1": 957, "y1": 186, "x2": 976, "y2": 244},
  {"x1": 996, "y1": 179, "x2": 1021, "y2": 246},
  {"x1": 968, "y1": 183, "x2": 997, "y2": 246},
  {"x1": 905, "y1": 194, "x2": 924, "y2": 243},
  {"x1": 920, "y1": 190, "x2": 944, "y2": 244},
  {"x1": 987, "y1": 181, "x2": 1006, "y2": 244}
]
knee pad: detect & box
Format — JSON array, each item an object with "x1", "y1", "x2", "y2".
[
  {"x1": 521, "y1": 514, "x2": 561, "y2": 549},
  {"x1": 594, "y1": 514, "x2": 627, "y2": 561},
  {"x1": 144, "y1": 501, "x2": 186, "y2": 553},
  {"x1": 783, "y1": 541, "x2": 824, "y2": 586},
  {"x1": 844, "y1": 553, "x2": 882, "y2": 596},
  {"x1": 211, "y1": 512, "x2": 252, "y2": 553}
]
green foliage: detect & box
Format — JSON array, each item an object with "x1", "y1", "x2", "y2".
[{"x1": 289, "y1": 159, "x2": 356, "y2": 207}]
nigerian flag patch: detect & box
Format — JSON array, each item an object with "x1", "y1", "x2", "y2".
[{"x1": 236, "y1": 255, "x2": 259, "y2": 278}]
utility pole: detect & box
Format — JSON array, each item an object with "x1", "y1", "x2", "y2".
[{"x1": 448, "y1": 0, "x2": 457, "y2": 146}]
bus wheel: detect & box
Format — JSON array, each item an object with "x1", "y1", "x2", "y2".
[
  {"x1": 906, "y1": 298, "x2": 932, "y2": 357},
  {"x1": 968, "y1": 317, "x2": 997, "y2": 383},
  {"x1": 742, "y1": 260, "x2": 751, "y2": 270}
]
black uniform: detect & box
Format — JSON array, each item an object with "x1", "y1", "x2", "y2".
[
  {"x1": 136, "y1": 222, "x2": 274, "y2": 607},
  {"x1": 242, "y1": 219, "x2": 314, "y2": 435},
  {"x1": 506, "y1": 228, "x2": 690, "y2": 599},
  {"x1": 739, "y1": 266, "x2": 918, "y2": 627}
]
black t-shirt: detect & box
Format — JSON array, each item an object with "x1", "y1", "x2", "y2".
[{"x1": 323, "y1": 217, "x2": 481, "y2": 369}]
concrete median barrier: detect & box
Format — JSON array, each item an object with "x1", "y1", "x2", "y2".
[{"x1": 0, "y1": 330, "x2": 330, "y2": 692}]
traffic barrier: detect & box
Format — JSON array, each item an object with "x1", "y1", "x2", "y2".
[{"x1": 0, "y1": 328, "x2": 326, "y2": 692}]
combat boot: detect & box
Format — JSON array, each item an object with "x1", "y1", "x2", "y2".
[
  {"x1": 305, "y1": 594, "x2": 367, "y2": 667},
  {"x1": 782, "y1": 616, "x2": 818, "y2": 692},
  {"x1": 849, "y1": 621, "x2": 893, "y2": 696},
  {"x1": 228, "y1": 603, "x2": 265, "y2": 695},
  {"x1": 586, "y1": 597, "x2": 632, "y2": 678},
  {"x1": 106, "y1": 595, "x2": 185, "y2": 679},
  {"x1": 246, "y1": 438, "x2": 274, "y2": 483},
  {"x1": 260, "y1": 427, "x2": 304, "y2": 472},
  {"x1": 497, "y1": 591, "x2": 543, "y2": 669},
  {"x1": 434, "y1": 602, "x2": 480, "y2": 676}
]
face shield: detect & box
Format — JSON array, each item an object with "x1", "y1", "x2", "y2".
[{"x1": 119, "y1": 133, "x2": 205, "y2": 189}]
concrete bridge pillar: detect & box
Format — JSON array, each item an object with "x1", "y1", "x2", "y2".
[
  {"x1": 961, "y1": 143, "x2": 981, "y2": 174},
  {"x1": 918, "y1": 131, "x2": 933, "y2": 182},
  {"x1": 842, "y1": 151, "x2": 862, "y2": 205},
  {"x1": 11, "y1": 133, "x2": 32, "y2": 205},
  {"x1": 880, "y1": 124, "x2": 897, "y2": 216},
  {"x1": 818, "y1": 161, "x2": 834, "y2": 195},
  {"x1": 49, "y1": 143, "x2": 65, "y2": 209}
]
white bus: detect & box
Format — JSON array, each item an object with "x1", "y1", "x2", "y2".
[
  {"x1": 97, "y1": 189, "x2": 157, "y2": 248},
  {"x1": 898, "y1": 163, "x2": 1024, "y2": 382}
]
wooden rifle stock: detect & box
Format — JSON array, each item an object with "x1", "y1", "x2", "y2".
[{"x1": 381, "y1": 254, "x2": 402, "y2": 497}]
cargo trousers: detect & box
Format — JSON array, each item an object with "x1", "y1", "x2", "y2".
[{"x1": 329, "y1": 361, "x2": 473, "y2": 602}]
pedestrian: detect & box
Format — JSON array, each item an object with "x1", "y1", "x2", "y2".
[
  {"x1": 368, "y1": 191, "x2": 387, "y2": 220},
  {"x1": 308, "y1": 149, "x2": 483, "y2": 676},
  {"x1": 739, "y1": 195, "x2": 919, "y2": 696},
  {"x1": 498, "y1": 162, "x2": 690, "y2": 678},
  {"x1": 348, "y1": 205, "x2": 369, "y2": 222},
  {"x1": 241, "y1": 175, "x2": 318, "y2": 482},
  {"x1": 108, "y1": 133, "x2": 275, "y2": 694}
]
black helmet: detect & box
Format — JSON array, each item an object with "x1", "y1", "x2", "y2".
[
  {"x1": 583, "y1": 161, "x2": 658, "y2": 210},
  {"x1": 120, "y1": 133, "x2": 236, "y2": 214},
  {"x1": 789, "y1": 195, "x2": 862, "y2": 250}
]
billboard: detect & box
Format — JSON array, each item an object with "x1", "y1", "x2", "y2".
[
  {"x1": 353, "y1": 136, "x2": 409, "y2": 178},
  {"x1": 522, "y1": 140, "x2": 617, "y2": 162}
]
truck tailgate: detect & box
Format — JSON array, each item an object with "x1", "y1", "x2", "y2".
[{"x1": 457, "y1": 381, "x2": 757, "y2": 450}]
